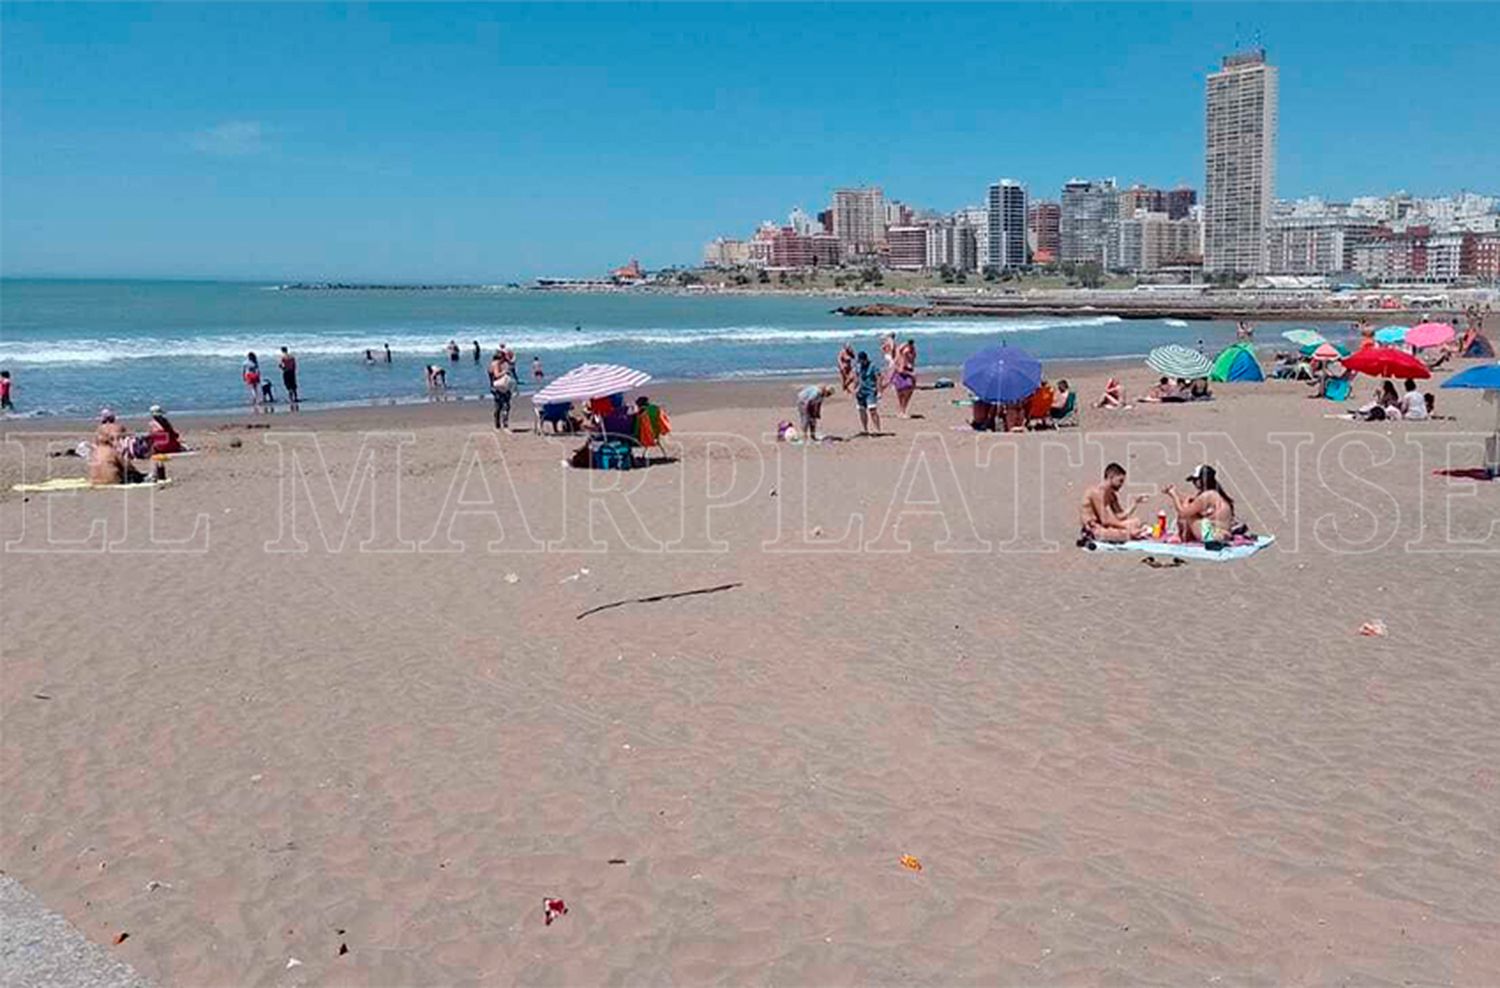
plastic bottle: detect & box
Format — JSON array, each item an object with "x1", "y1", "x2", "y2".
[{"x1": 1154, "y1": 510, "x2": 1167, "y2": 539}]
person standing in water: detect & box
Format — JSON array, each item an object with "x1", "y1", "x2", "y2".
[
  {"x1": 532, "y1": 355, "x2": 544, "y2": 382},
  {"x1": 278, "y1": 346, "x2": 300, "y2": 411},
  {"x1": 472, "y1": 340, "x2": 481, "y2": 363},
  {"x1": 242, "y1": 353, "x2": 263, "y2": 413},
  {"x1": 383, "y1": 343, "x2": 392, "y2": 363},
  {"x1": 446, "y1": 340, "x2": 460, "y2": 363},
  {"x1": 0, "y1": 370, "x2": 14, "y2": 412},
  {"x1": 488, "y1": 350, "x2": 514, "y2": 430}
]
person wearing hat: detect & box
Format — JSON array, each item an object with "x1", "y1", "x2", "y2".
[
  {"x1": 1163, "y1": 464, "x2": 1238, "y2": 544},
  {"x1": 147, "y1": 404, "x2": 184, "y2": 454}
]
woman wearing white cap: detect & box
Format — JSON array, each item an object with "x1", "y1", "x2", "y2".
[{"x1": 147, "y1": 404, "x2": 184, "y2": 454}]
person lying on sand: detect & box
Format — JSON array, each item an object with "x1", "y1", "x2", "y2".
[
  {"x1": 1079, "y1": 462, "x2": 1151, "y2": 544},
  {"x1": 1139, "y1": 377, "x2": 1184, "y2": 403},
  {"x1": 1163, "y1": 464, "x2": 1237, "y2": 543}
]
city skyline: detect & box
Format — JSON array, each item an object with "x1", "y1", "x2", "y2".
[{"x1": 3, "y1": 3, "x2": 1499, "y2": 281}]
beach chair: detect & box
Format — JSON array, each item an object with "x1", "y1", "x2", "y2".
[{"x1": 1049, "y1": 390, "x2": 1079, "y2": 427}]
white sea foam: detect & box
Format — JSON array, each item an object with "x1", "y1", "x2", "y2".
[{"x1": 0, "y1": 316, "x2": 1123, "y2": 365}]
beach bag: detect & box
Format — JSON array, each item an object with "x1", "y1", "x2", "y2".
[{"x1": 594, "y1": 440, "x2": 634, "y2": 471}]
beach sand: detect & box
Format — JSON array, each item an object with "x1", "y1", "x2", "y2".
[{"x1": 2, "y1": 361, "x2": 1498, "y2": 984}]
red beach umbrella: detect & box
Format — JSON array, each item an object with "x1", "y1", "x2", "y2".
[{"x1": 1341, "y1": 346, "x2": 1432, "y2": 380}]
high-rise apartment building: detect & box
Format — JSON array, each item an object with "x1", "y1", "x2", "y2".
[
  {"x1": 1027, "y1": 201, "x2": 1061, "y2": 262},
  {"x1": 1266, "y1": 216, "x2": 1383, "y2": 275},
  {"x1": 832, "y1": 186, "x2": 885, "y2": 255},
  {"x1": 986, "y1": 180, "x2": 1027, "y2": 271},
  {"x1": 1060, "y1": 179, "x2": 1118, "y2": 266},
  {"x1": 1166, "y1": 186, "x2": 1198, "y2": 220},
  {"x1": 1204, "y1": 50, "x2": 1277, "y2": 274}
]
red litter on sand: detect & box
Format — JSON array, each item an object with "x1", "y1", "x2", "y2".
[{"x1": 543, "y1": 898, "x2": 568, "y2": 926}]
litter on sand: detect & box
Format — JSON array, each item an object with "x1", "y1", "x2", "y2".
[
  {"x1": 1359, "y1": 620, "x2": 1388, "y2": 637},
  {"x1": 899, "y1": 854, "x2": 923, "y2": 872},
  {"x1": 543, "y1": 898, "x2": 568, "y2": 925}
]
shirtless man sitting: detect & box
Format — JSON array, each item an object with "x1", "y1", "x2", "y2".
[
  {"x1": 88, "y1": 408, "x2": 143, "y2": 485},
  {"x1": 1079, "y1": 462, "x2": 1151, "y2": 543}
]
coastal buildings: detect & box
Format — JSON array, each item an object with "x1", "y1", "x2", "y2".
[
  {"x1": 887, "y1": 226, "x2": 928, "y2": 270},
  {"x1": 1027, "y1": 201, "x2": 1061, "y2": 264},
  {"x1": 1204, "y1": 49, "x2": 1277, "y2": 274},
  {"x1": 833, "y1": 186, "x2": 886, "y2": 256},
  {"x1": 1266, "y1": 216, "x2": 1384, "y2": 275},
  {"x1": 1059, "y1": 179, "x2": 1118, "y2": 266},
  {"x1": 986, "y1": 180, "x2": 1028, "y2": 271},
  {"x1": 1115, "y1": 211, "x2": 1202, "y2": 272},
  {"x1": 702, "y1": 237, "x2": 751, "y2": 268},
  {"x1": 1166, "y1": 186, "x2": 1197, "y2": 220}
]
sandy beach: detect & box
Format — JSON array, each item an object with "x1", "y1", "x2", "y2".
[{"x1": 2, "y1": 360, "x2": 1498, "y2": 984}]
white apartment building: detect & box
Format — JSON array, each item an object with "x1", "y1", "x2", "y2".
[
  {"x1": 1267, "y1": 216, "x2": 1384, "y2": 275},
  {"x1": 702, "y1": 238, "x2": 751, "y2": 268},
  {"x1": 1204, "y1": 50, "x2": 1277, "y2": 273},
  {"x1": 1115, "y1": 212, "x2": 1203, "y2": 272},
  {"x1": 986, "y1": 180, "x2": 1028, "y2": 271}
]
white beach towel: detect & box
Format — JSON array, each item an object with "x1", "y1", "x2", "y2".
[{"x1": 1087, "y1": 534, "x2": 1276, "y2": 562}]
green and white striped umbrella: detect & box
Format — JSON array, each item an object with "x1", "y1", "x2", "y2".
[
  {"x1": 1281, "y1": 329, "x2": 1327, "y2": 347},
  {"x1": 1146, "y1": 344, "x2": 1213, "y2": 378}
]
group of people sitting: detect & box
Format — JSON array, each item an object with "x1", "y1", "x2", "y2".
[
  {"x1": 1350, "y1": 379, "x2": 1437, "y2": 422},
  {"x1": 970, "y1": 379, "x2": 1075, "y2": 432},
  {"x1": 1080, "y1": 462, "x2": 1244, "y2": 547},
  {"x1": 84, "y1": 405, "x2": 184, "y2": 484},
  {"x1": 564, "y1": 394, "x2": 672, "y2": 468},
  {"x1": 1093, "y1": 376, "x2": 1212, "y2": 409}
]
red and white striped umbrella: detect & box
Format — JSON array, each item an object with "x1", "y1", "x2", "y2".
[{"x1": 531, "y1": 363, "x2": 652, "y2": 404}]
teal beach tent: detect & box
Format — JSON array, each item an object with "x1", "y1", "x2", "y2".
[{"x1": 1209, "y1": 343, "x2": 1264, "y2": 383}]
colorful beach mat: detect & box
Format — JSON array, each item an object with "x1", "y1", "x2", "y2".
[
  {"x1": 12, "y1": 477, "x2": 173, "y2": 493},
  {"x1": 1088, "y1": 534, "x2": 1276, "y2": 562}
]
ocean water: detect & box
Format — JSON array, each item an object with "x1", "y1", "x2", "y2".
[{"x1": 0, "y1": 279, "x2": 1350, "y2": 417}]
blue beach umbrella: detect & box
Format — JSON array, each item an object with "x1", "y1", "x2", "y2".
[
  {"x1": 1374, "y1": 326, "x2": 1410, "y2": 344},
  {"x1": 962, "y1": 344, "x2": 1042, "y2": 404},
  {"x1": 1441, "y1": 363, "x2": 1500, "y2": 474}
]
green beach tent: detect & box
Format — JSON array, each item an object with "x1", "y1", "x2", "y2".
[{"x1": 1209, "y1": 343, "x2": 1264, "y2": 383}]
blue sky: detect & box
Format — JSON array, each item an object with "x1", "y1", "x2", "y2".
[{"x1": 3, "y1": 2, "x2": 1497, "y2": 282}]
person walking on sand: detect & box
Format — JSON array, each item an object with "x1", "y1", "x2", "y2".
[
  {"x1": 488, "y1": 350, "x2": 515, "y2": 429},
  {"x1": 836, "y1": 343, "x2": 856, "y2": 393},
  {"x1": 854, "y1": 351, "x2": 883, "y2": 435},
  {"x1": 0, "y1": 370, "x2": 14, "y2": 412},
  {"x1": 242, "y1": 352, "x2": 263, "y2": 413},
  {"x1": 278, "y1": 346, "x2": 300, "y2": 411},
  {"x1": 890, "y1": 338, "x2": 917, "y2": 417},
  {"x1": 1079, "y1": 462, "x2": 1151, "y2": 544}
]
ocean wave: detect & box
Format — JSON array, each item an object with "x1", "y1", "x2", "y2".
[{"x1": 0, "y1": 316, "x2": 1123, "y2": 365}]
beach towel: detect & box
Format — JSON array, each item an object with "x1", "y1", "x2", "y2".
[
  {"x1": 12, "y1": 477, "x2": 173, "y2": 493},
  {"x1": 1087, "y1": 534, "x2": 1275, "y2": 562}
]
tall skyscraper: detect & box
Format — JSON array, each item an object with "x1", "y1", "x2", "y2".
[
  {"x1": 1059, "y1": 179, "x2": 1118, "y2": 265},
  {"x1": 1204, "y1": 50, "x2": 1277, "y2": 274},
  {"x1": 832, "y1": 186, "x2": 885, "y2": 256},
  {"x1": 986, "y1": 180, "x2": 1027, "y2": 271}
]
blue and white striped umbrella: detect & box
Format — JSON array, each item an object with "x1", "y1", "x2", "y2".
[{"x1": 1146, "y1": 344, "x2": 1213, "y2": 378}]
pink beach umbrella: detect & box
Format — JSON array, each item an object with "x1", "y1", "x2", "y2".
[
  {"x1": 1310, "y1": 342, "x2": 1344, "y2": 362},
  {"x1": 1405, "y1": 322, "x2": 1457, "y2": 349}
]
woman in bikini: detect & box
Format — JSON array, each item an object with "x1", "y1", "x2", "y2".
[
  {"x1": 890, "y1": 339, "x2": 917, "y2": 417},
  {"x1": 1164, "y1": 464, "x2": 1237, "y2": 543}
]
